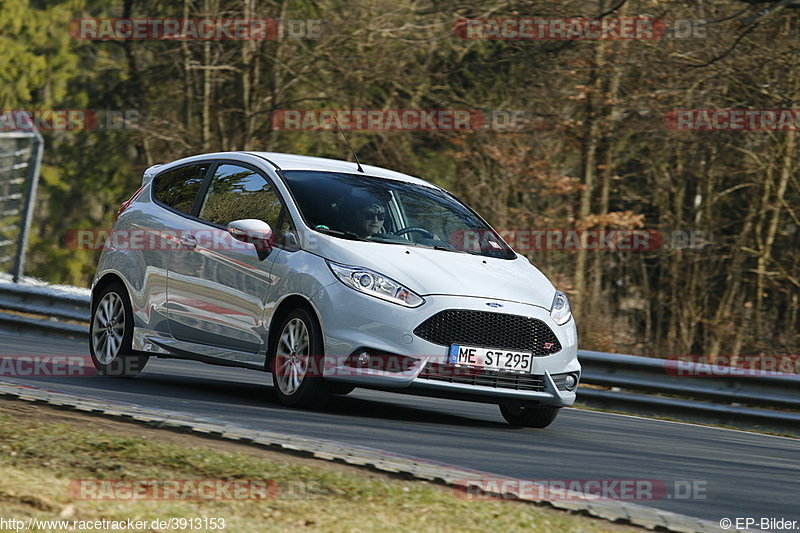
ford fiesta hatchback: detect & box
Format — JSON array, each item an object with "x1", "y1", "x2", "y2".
[{"x1": 90, "y1": 152, "x2": 580, "y2": 427}]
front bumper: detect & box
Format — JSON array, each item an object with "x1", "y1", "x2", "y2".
[{"x1": 311, "y1": 282, "x2": 580, "y2": 407}]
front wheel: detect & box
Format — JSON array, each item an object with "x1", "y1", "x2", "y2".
[
  {"x1": 499, "y1": 404, "x2": 560, "y2": 428},
  {"x1": 271, "y1": 308, "x2": 331, "y2": 408},
  {"x1": 89, "y1": 283, "x2": 149, "y2": 377}
]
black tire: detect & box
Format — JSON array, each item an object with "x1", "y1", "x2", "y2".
[
  {"x1": 271, "y1": 307, "x2": 331, "y2": 409},
  {"x1": 499, "y1": 404, "x2": 560, "y2": 428},
  {"x1": 89, "y1": 282, "x2": 149, "y2": 377},
  {"x1": 330, "y1": 383, "x2": 356, "y2": 395}
]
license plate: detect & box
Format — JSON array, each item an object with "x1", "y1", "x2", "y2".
[{"x1": 448, "y1": 344, "x2": 533, "y2": 373}]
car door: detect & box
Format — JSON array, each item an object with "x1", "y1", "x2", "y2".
[
  {"x1": 166, "y1": 161, "x2": 286, "y2": 359},
  {"x1": 135, "y1": 161, "x2": 212, "y2": 337}
]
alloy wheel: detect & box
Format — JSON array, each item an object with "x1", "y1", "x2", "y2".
[
  {"x1": 91, "y1": 292, "x2": 126, "y2": 365},
  {"x1": 274, "y1": 317, "x2": 310, "y2": 396}
]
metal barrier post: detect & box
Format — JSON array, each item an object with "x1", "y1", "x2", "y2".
[{"x1": 6, "y1": 125, "x2": 44, "y2": 283}]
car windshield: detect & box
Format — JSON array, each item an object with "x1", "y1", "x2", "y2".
[{"x1": 280, "y1": 170, "x2": 515, "y2": 260}]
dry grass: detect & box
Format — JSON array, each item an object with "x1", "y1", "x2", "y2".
[{"x1": 0, "y1": 399, "x2": 647, "y2": 532}]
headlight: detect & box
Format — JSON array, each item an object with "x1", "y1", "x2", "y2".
[
  {"x1": 328, "y1": 262, "x2": 424, "y2": 308},
  {"x1": 550, "y1": 290, "x2": 572, "y2": 325}
]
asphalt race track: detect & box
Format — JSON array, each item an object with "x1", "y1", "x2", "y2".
[{"x1": 1, "y1": 332, "x2": 797, "y2": 528}]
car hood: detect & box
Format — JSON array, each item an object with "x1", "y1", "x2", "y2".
[{"x1": 309, "y1": 235, "x2": 556, "y2": 309}]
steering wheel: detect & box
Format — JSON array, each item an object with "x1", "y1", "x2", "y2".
[{"x1": 393, "y1": 227, "x2": 435, "y2": 239}]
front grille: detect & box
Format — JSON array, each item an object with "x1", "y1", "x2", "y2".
[
  {"x1": 417, "y1": 363, "x2": 545, "y2": 392},
  {"x1": 413, "y1": 309, "x2": 562, "y2": 356}
]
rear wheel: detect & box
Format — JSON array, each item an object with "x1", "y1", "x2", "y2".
[
  {"x1": 271, "y1": 308, "x2": 331, "y2": 408},
  {"x1": 499, "y1": 404, "x2": 560, "y2": 428},
  {"x1": 89, "y1": 283, "x2": 149, "y2": 377}
]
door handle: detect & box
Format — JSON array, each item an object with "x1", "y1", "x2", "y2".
[{"x1": 179, "y1": 234, "x2": 197, "y2": 250}]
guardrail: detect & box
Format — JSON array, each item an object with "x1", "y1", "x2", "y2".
[
  {"x1": 578, "y1": 350, "x2": 800, "y2": 434},
  {"x1": 0, "y1": 280, "x2": 798, "y2": 434},
  {"x1": 580, "y1": 350, "x2": 800, "y2": 410},
  {"x1": 0, "y1": 280, "x2": 89, "y2": 336}
]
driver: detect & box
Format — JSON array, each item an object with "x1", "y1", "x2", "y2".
[{"x1": 354, "y1": 202, "x2": 386, "y2": 238}]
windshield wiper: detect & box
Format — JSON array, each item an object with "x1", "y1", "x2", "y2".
[
  {"x1": 314, "y1": 227, "x2": 369, "y2": 242},
  {"x1": 433, "y1": 245, "x2": 482, "y2": 255},
  {"x1": 432, "y1": 244, "x2": 512, "y2": 258}
]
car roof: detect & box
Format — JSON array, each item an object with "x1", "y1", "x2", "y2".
[
  {"x1": 253, "y1": 152, "x2": 433, "y2": 185},
  {"x1": 151, "y1": 151, "x2": 437, "y2": 188}
]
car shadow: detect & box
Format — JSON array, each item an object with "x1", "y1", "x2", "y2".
[{"x1": 320, "y1": 393, "x2": 508, "y2": 429}]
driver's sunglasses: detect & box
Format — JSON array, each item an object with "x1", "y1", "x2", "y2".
[{"x1": 361, "y1": 209, "x2": 385, "y2": 221}]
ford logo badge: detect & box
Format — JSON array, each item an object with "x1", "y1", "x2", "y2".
[{"x1": 486, "y1": 302, "x2": 503, "y2": 308}]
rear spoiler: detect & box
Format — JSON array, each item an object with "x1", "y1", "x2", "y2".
[{"x1": 142, "y1": 164, "x2": 163, "y2": 186}]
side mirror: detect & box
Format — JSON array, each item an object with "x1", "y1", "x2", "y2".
[{"x1": 227, "y1": 219, "x2": 273, "y2": 258}]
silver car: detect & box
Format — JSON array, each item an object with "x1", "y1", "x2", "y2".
[{"x1": 90, "y1": 152, "x2": 579, "y2": 427}]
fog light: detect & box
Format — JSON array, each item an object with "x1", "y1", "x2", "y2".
[
  {"x1": 356, "y1": 352, "x2": 370, "y2": 367},
  {"x1": 564, "y1": 373, "x2": 578, "y2": 391}
]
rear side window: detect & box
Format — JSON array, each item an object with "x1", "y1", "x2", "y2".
[
  {"x1": 198, "y1": 164, "x2": 283, "y2": 227},
  {"x1": 152, "y1": 163, "x2": 210, "y2": 215}
]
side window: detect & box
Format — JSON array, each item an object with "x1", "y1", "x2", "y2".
[
  {"x1": 275, "y1": 209, "x2": 299, "y2": 248},
  {"x1": 277, "y1": 209, "x2": 296, "y2": 236},
  {"x1": 152, "y1": 163, "x2": 210, "y2": 215},
  {"x1": 198, "y1": 164, "x2": 283, "y2": 228}
]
